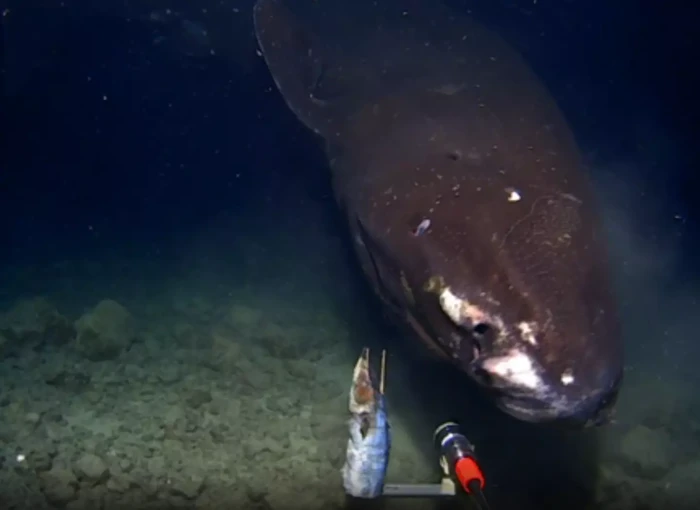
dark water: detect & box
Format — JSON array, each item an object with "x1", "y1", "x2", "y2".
[{"x1": 1, "y1": 1, "x2": 698, "y2": 509}]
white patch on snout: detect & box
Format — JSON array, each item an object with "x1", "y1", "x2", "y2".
[
  {"x1": 439, "y1": 287, "x2": 504, "y2": 331},
  {"x1": 481, "y1": 350, "x2": 543, "y2": 391},
  {"x1": 439, "y1": 287, "x2": 471, "y2": 325},
  {"x1": 560, "y1": 369, "x2": 575, "y2": 386},
  {"x1": 517, "y1": 321, "x2": 538, "y2": 346}
]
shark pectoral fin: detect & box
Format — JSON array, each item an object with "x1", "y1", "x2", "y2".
[{"x1": 253, "y1": 0, "x2": 333, "y2": 136}]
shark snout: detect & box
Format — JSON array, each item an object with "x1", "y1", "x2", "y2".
[{"x1": 478, "y1": 350, "x2": 622, "y2": 427}]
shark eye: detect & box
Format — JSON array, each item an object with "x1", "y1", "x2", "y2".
[
  {"x1": 472, "y1": 322, "x2": 498, "y2": 351},
  {"x1": 473, "y1": 323, "x2": 491, "y2": 337},
  {"x1": 470, "y1": 325, "x2": 488, "y2": 359}
]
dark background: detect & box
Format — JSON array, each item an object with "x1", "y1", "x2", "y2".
[
  {"x1": 0, "y1": 1, "x2": 698, "y2": 508},
  {"x1": 1, "y1": 0, "x2": 697, "y2": 271}
]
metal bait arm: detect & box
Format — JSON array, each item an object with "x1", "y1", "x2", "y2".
[
  {"x1": 383, "y1": 421, "x2": 490, "y2": 510},
  {"x1": 343, "y1": 348, "x2": 491, "y2": 509}
]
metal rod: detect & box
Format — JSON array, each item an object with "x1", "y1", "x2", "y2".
[
  {"x1": 379, "y1": 349, "x2": 387, "y2": 395},
  {"x1": 383, "y1": 483, "x2": 456, "y2": 498}
]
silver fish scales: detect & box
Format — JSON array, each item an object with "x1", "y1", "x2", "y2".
[{"x1": 342, "y1": 348, "x2": 391, "y2": 498}]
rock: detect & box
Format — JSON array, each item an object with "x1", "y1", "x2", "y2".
[
  {"x1": 310, "y1": 414, "x2": 343, "y2": 442},
  {"x1": 285, "y1": 358, "x2": 315, "y2": 379},
  {"x1": 106, "y1": 473, "x2": 132, "y2": 493},
  {"x1": 661, "y1": 460, "x2": 700, "y2": 506},
  {"x1": 74, "y1": 453, "x2": 109, "y2": 483},
  {"x1": 146, "y1": 456, "x2": 167, "y2": 479},
  {"x1": 169, "y1": 474, "x2": 206, "y2": 499},
  {"x1": 103, "y1": 490, "x2": 143, "y2": 510},
  {"x1": 256, "y1": 322, "x2": 301, "y2": 359},
  {"x1": 0, "y1": 297, "x2": 75, "y2": 354},
  {"x1": 118, "y1": 458, "x2": 133, "y2": 473},
  {"x1": 73, "y1": 300, "x2": 135, "y2": 361},
  {"x1": 615, "y1": 374, "x2": 692, "y2": 430},
  {"x1": 25, "y1": 412, "x2": 41, "y2": 425},
  {"x1": 172, "y1": 322, "x2": 198, "y2": 347},
  {"x1": 226, "y1": 304, "x2": 263, "y2": 329},
  {"x1": 186, "y1": 389, "x2": 212, "y2": 409},
  {"x1": 207, "y1": 328, "x2": 246, "y2": 373},
  {"x1": 195, "y1": 484, "x2": 249, "y2": 510},
  {"x1": 617, "y1": 425, "x2": 673, "y2": 479},
  {"x1": 264, "y1": 485, "x2": 323, "y2": 510},
  {"x1": 66, "y1": 485, "x2": 106, "y2": 510},
  {"x1": 45, "y1": 369, "x2": 92, "y2": 392},
  {"x1": 157, "y1": 365, "x2": 182, "y2": 384},
  {"x1": 243, "y1": 435, "x2": 286, "y2": 459},
  {"x1": 0, "y1": 332, "x2": 8, "y2": 357},
  {"x1": 40, "y1": 467, "x2": 78, "y2": 504},
  {"x1": 26, "y1": 446, "x2": 55, "y2": 472}
]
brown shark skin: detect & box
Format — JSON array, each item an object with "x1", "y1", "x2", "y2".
[
  {"x1": 254, "y1": 0, "x2": 623, "y2": 426},
  {"x1": 334, "y1": 89, "x2": 622, "y2": 423}
]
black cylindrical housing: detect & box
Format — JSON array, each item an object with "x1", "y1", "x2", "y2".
[{"x1": 434, "y1": 421, "x2": 476, "y2": 471}]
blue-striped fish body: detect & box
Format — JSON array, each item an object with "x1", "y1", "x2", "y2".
[{"x1": 341, "y1": 349, "x2": 391, "y2": 498}]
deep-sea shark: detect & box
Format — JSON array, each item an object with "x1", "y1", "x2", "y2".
[{"x1": 253, "y1": 0, "x2": 623, "y2": 427}]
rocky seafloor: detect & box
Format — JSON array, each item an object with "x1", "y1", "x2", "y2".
[{"x1": 0, "y1": 243, "x2": 699, "y2": 510}]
